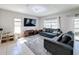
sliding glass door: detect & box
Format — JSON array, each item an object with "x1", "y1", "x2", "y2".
[{"x1": 74, "y1": 18, "x2": 79, "y2": 40}]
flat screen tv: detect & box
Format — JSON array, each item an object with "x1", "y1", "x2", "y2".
[{"x1": 24, "y1": 18, "x2": 36, "y2": 26}]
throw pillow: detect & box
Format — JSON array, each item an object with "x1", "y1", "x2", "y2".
[
  {"x1": 68, "y1": 40, "x2": 73, "y2": 47},
  {"x1": 61, "y1": 34, "x2": 71, "y2": 44}
]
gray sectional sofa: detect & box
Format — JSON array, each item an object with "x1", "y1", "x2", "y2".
[
  {"x1": 39, "y1": 28, "x2": 62, "y2": 38},
  {"x1": 44, "y1": 31, "x2": 74, "y2": 55}
]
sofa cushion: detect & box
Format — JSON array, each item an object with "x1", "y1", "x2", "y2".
[
  {"x1": 60, "y1": 34, "x2": 72, "y2": 44},
  {"x1": 49, "y1": 28, "x2": 53, "y2": 33},
  {"x1": 57, "y1": 34, "x2": 64, "y2": 42},
  {"x1": 68, "y1": 40, "x2": 73, "y2": 47},
  {"x1": 39, "y1": 32, "x2": 57, "y2": 38},
  {"x1": 67, "y1": 31, "x2": 74, "y2": 40},
  {"x1": 47, "y1": 32, "x2": 57, "y2": 35},
  {"x1": 39, "y1": 28, "x2": 62, "y2": 38},
  {"x1": 53, "y1": 30, "x2": 58, "y2": 34},
  {"x1": 43, "y1": 28, "x2": 46, "y2": 32},
  {"x1": 45, "y1": 28, "x2": 50, "y2": 32}
]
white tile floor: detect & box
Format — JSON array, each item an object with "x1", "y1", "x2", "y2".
[
  {"x1": 24, "y1": 34, "x2": 51, "y2": 55},
  {"x1": 73, "y1": 36, "x2": 79, "y2": 55},
  {"x1": 0, "y1": 39, "x2": 34, "y2": 55},
  {"x1": 0, "y1": 34, "x2": 52, "y2": 55},
  {"x1": 74, "y1": 40, "x2": 79, "y2": 55},
  {"x1": 0, "y1": 34, "x2": 79, "y2": 55}
]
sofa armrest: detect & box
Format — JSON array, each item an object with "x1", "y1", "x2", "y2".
[
  {"x1": 44, "y1": 39, "x2": 73, "y2": 55},
  {"x1": 44, "y1": 39, "x2": 73, "y2": 50}
]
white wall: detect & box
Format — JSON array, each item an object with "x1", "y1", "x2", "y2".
[
  {"x1": 0, "y1": 9, "x2": 40, "y2": 33},
  {"x1": 0, "y1": 8, "x2": 79, "y2": 33},
  {"x1": 60, "y1": 16, "x2": 74, "y2": 33},
  {"x1": 40, "y1": 8, "x2": 79, "y2": 33}
]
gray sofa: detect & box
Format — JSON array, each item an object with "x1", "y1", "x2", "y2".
[
  {"x1": 44, "y1": 31, "x2": 74, "y2": 55},
  {"x1": 39, "y1": 28, "x2": 62, "y2": 38}
]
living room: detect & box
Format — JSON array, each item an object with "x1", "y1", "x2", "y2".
[{"x1": 0, "y1": 4, "x2": 79, "y2": 55}]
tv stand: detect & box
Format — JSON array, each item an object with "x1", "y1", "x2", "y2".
[{"x1": 23, "y1": 29, "x2": 42, "y2": 37}]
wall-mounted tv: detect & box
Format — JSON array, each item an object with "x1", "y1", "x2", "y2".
[{"x1": 24, "y1": 18, "x2": 36, "y2": 26}]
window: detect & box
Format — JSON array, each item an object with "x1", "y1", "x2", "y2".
[
  {"x1": 14, "y1": 18, "x2": 21, "y2": 34},
  {"x1": 44, "y1": 18, "x2": 59, "y2": 29},
  {"x1": 74, "y1": 18, "x2": 79, "y2": 35}
]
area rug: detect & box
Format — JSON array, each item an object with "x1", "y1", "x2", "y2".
[{"x1": 24, "y1": 35, "x2": 51, "y2": 55}]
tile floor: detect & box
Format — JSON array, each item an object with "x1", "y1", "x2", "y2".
[
  {"x1": 73, "y1": 36, "x2": 79, "y2": 55},
  {"x1": 74, "y1": 40, "x2": 79, "y2": 55},
  {"x1": 0, "y1": 34, "x2": 53, "y2": 55},
  {"x1": 0, "y1": 39, "x2": 34, "y2": 55},
  {"x1": 0, "y1": 34, "x2": 79, "y2": 55},
  {"x1": 24, "y1": 34, "x2": 51, "y2": 55}
]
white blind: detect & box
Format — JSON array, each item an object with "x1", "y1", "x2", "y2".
[{"x1": 44, "y1": 18, "x2": 59, "y2": 29}]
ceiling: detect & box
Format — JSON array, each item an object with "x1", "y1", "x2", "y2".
[{"x1": 0, "y1": 4, "x2": 79, "y2": 17}]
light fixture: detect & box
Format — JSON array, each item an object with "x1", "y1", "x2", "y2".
[{"x1": 31, "y1": 5, "x2": 47, "y2": 13}]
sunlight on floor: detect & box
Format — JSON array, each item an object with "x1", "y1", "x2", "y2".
[
  {"x1": 0, "y1": 37, "x2": 34, "y2": 55},
  {"x1": 17, "y1": 38, "x2": 27, "y2": 44},
  {"x1": 74, "y1": 35, "x2": 79, "y2": 55}
]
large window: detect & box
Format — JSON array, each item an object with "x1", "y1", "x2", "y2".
[
  {"x1": 74, "y1": 18, "x2": 79, "y2": 35},
  {"x1": 14, "y1": 18, "x2": 21, "y2": 34},
  {"x1": 74, "y1": 18, "x2": 79, "y2": 40},
  {"x1": 44, "y1": 18, "x2": 59, "y2": 29}
]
